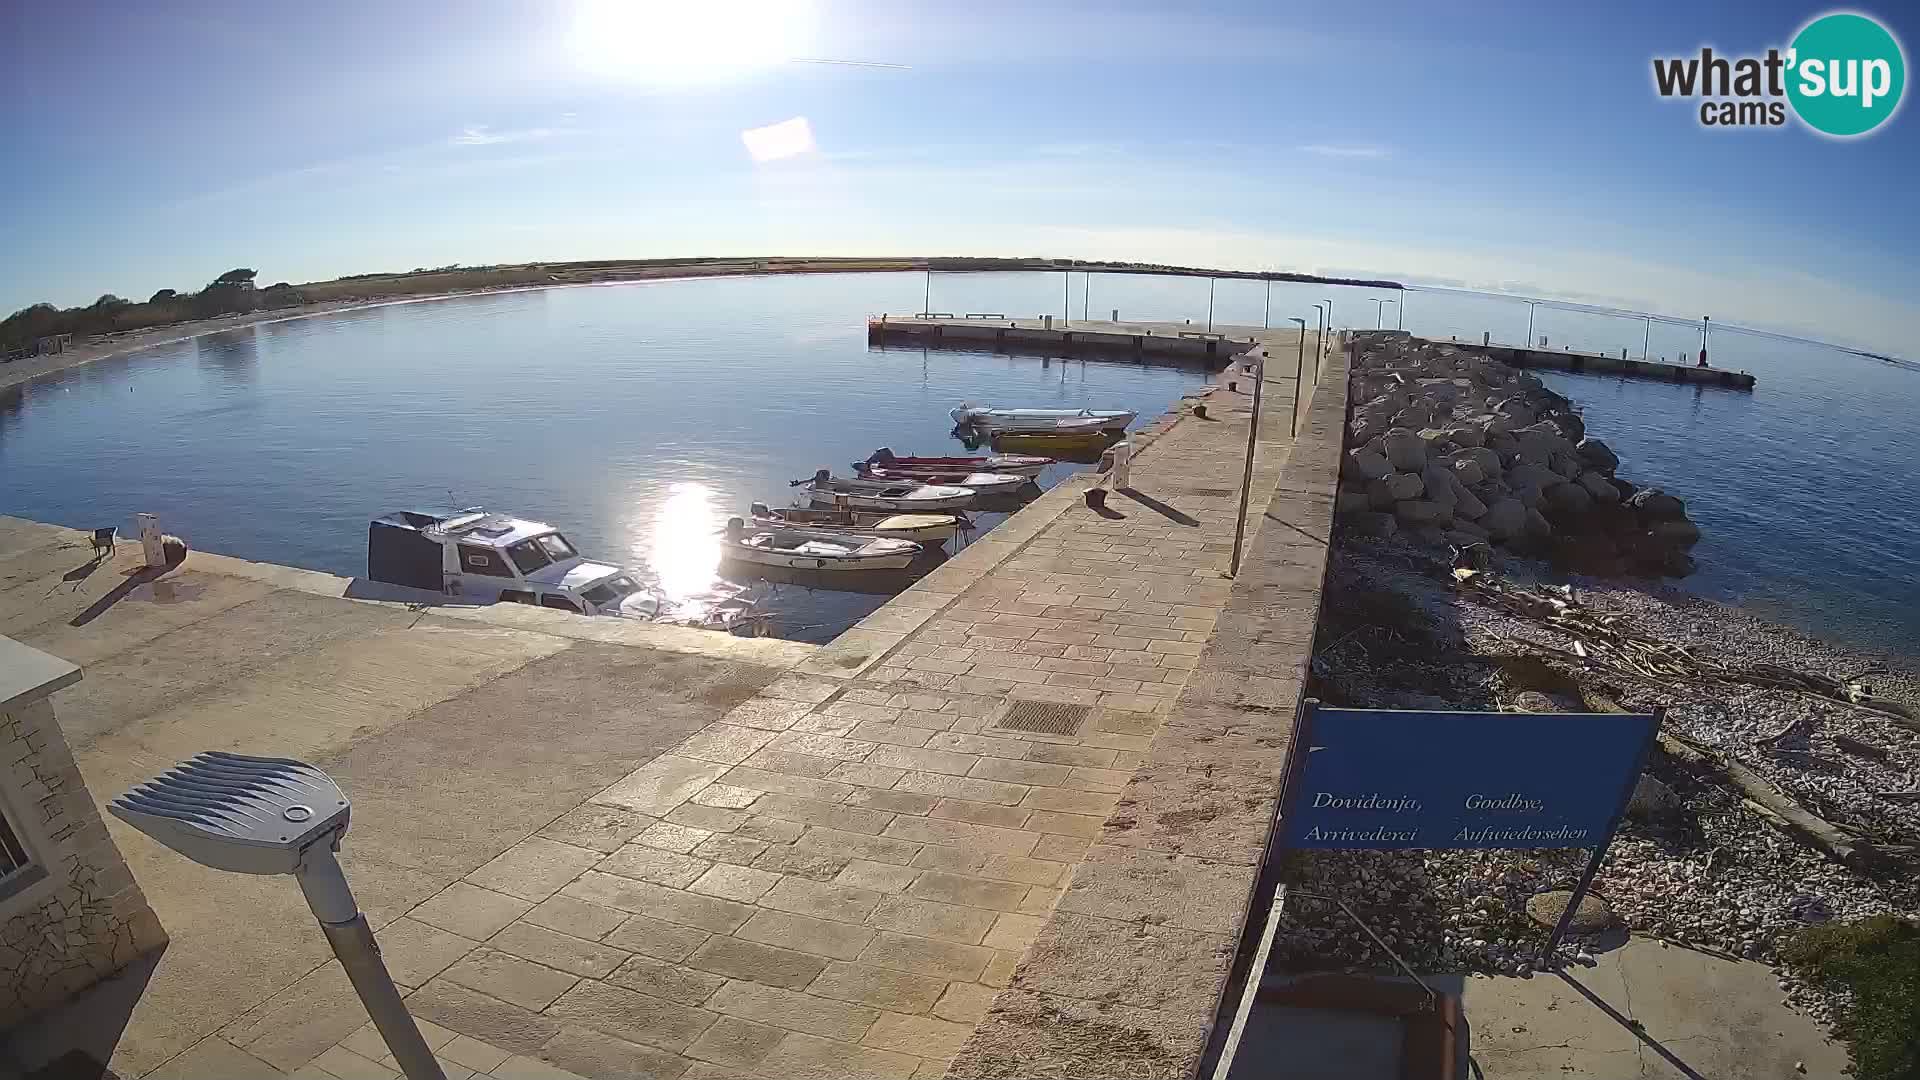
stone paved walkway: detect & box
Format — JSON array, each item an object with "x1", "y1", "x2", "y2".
[{"x1": 235, "y1": 330, "x2": 1326, "y2": 1080}]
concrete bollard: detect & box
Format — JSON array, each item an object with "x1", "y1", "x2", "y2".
[{"x1": 136, "y1": 513, "x2": 166, "y2": 569}]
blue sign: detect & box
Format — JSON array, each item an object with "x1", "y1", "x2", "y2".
[{"x1": 1283, "y1": 706, "x2": 1658, "y2": 850}]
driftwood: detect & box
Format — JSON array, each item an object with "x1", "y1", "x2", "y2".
[
  {"x1": 1476, "y1": 609, "x2": 1918, "y2": 872},
  {"x1": 1455, "y1": 569, "x2": 1920, "y2": 732}
]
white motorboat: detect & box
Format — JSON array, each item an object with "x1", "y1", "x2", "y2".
[
  {"x1": 950, "y1": 402, "x2": 1136, "y2": 433},
  {"x1": 855, "y1": 466, "x2": 1030, "y2": 496},
  {"x1": 748, "y1": 502, "x2": 967, "y2": 543},
  {"x1": 795, "y1": 470, "x2": 978, "y2": 511},
  {"x1": 862, "y1": 447, "x2": 1053, "y2": 478},
  {"x1": 723, "y1": 519, "x2": 921, "y2": 570},
  {"x1": 366, "y1": 508, "x2": 757, "y2": 629}
]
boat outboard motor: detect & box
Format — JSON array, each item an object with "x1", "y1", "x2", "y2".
[
  {"x1": 725, "y1": 517, "x2": 746, "y2": 539},
  {"x1": 749, "y1": 502, "x2": 771, "y2": 517},
  {"x1": 814, "y1": 468, "x2": 832, "y2": 483},
  {"x1": 871, "y1": 447, "x2": 896, "y2": 463}
]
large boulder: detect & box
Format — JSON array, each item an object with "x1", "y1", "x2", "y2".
[
  {"x1": 1444, "y1": 425, "x2": 1484, "y2": 448},
  {"x1": 1451, "y1": 456, "x2": 1485, "y2": 487},
  {"x1": 1578, "y1": 471, "x2": 1621, "y2": 504},
  {"x1": 1449, "y1": 446, "x2": 1502, "y2": 478},
  {"x1": 1396, "y1": 499, "x2": 1452, "y2": 527},
  {"x1": 1576, "y1": 437, "x2": 1620, "y2": 474},
  {"x1": 1546, "y1": 481, "x2": 1595, "y2": 516},
  {"x1": 1516, "y1": 427, "x2": 1569, "y2": 466},
  {"x1": 1524, "y1": 507, "x2": 1554, "y2": 538},
  {"x1": 1628, "y1": 488, "x2": 1686, "y2": 520},
  {"x1": 1383, "y1": 471, "x2": 1424, "y2": 500},
  {"x1": 1347, "y1": 449, "x2": 1392, "y2": 480},
  {"x1": 1452, "y1": 481, "x2": 1487, "y2": 521},
  {"x1": 1650, "y1": 517, "x2": 1702, "y2": 548},
  {"x1": 1481, "y1": 498, "x2": 1526, "y2": 539},
  {"x1": 1392, "y1": 404, "x2": 1435, "y2": 429},
  {"x1": 1335, "y1": 490, "x2": 1373, "y2": 514},
  {"x1": 1345, "y1": 512, "x2": 1398, "y2": 539},
  {"x1": 1421, "y1": 463, "x2": 1458, "y2": 510},
  {"x1": 1382, "y1": 429, "x2": 1428, "y2": 471}
]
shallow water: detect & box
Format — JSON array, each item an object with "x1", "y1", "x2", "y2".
[{"x1": 2, "y1": 270, "x2": 1914, "y2": 652}]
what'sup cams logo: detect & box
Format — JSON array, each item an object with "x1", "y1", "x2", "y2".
[{"x1": 1653, "y1": 11, "x2": 1906, "y2": 136}]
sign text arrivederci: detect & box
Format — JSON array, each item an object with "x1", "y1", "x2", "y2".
[{"x1": 1283, "y1": 708, "x2": 1658, "y2": 850}]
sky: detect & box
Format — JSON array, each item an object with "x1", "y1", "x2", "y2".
[{"x1": 2, "y1": 0, "x2": 1915, "y2": 355}]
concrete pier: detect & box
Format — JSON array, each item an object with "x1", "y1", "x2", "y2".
[
  {"x1": 1, "y1": 327, "x2": 1349, "y2": 1080},
  {"x1": 868, "y1": 315, "x2": 1262, "y2": 364},
  {"x1": 1427, "y1": 335, "x2": 1758, "y2": 389}
]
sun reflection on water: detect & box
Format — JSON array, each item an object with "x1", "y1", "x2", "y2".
[{"x1": 648, "y1": 482, "x2": 724, "y2": 614}]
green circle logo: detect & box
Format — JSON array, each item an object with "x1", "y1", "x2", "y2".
[{"x1": 1788, "y1": 12, "x2": 1906, "y2": 136}]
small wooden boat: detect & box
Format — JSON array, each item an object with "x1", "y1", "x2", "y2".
[
  {"x1": 794, "y1": 470, "x2": 978, "y2": 511},
  {"x1": 950, "y1": 402, "x2": 1136, "y2": 433},
  {"x1": 722, "y1": 519, "x2": 920, "y2": 570},
  {"x1": 862, "y1": 447, "x2": 1052, "y2": 478},
  {"x1": 988, "y1": 429, "x2": 1117, "y2": 463},
  {"x1": 747, "y1": 502, "x2": 967, "y2": 543},
  {"x1": 855, "y1": 466, "x2": 1031, "y2": 496}
]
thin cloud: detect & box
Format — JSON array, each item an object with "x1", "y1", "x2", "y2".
[
  {"x1": 452, "y1": 125, "x2": 559, "y2": 146},
  {"x1": 1298, "y1": 144, "x2": 1392, "y2": 159}
]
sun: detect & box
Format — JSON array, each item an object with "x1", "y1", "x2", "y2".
[{"x1": 571, "y1": 0, "x2": 816, "y2": 85}]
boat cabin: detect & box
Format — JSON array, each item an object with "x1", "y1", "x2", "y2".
[{"x1": 367, "y1": 509, "x2": 639, "y2": 615}]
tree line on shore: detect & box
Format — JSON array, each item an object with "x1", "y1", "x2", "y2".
[{"x1": 1, "y1": 269, "x2": 305, "y2": 355}]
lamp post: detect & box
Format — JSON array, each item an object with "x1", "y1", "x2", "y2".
[
  {"x1": 1397, "y1": 294, "x2": 1405, "y2": 330},
  {"x1": 1062, "y1": 270, "x2": 1070, "y2": 321},
  {"x1": 1084, "y1": 273, "x2": 1092, "y2": 320},
  {"x1": 1228, "y1": 342, "x2": 1268, "y2": 578},
  {"x1": 1524, "y1": 301, "x2": 1539, "y2": 348},
  {"x1": 1642, "y1": 316, "x2": 1652, "y2": 362},
  {"x1": 923, "y1": 269, "x2": 932, "y2": 315},
  {"x1": 1288, "y1": 317, "x2": 1307, "y2": 438},
  {"x1": 1207, "y1": 278, "x2": 1216, "y2": 332},
  {"x1": 1312, "y1": 303, "x2": 1327, "y2": 381},
  {"x1": 1369, "y1": 299, "x2": 1396, "y2": 329},
  {"x1": 1263, "y1": 278, "x2": 1272, "y2": 329},
  {"x1": 1322, "y1": 299, "x2": 1334, "y2": 331}
]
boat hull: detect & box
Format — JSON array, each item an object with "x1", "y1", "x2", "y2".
[
  {"x1": 750, "y1": 510, "x2": 962, "y2": 543},
  {"x1": 951, "y1": 405, "x2": 1135, "y2": 433},
  {"x1": 724, "y1": 545, "x2": 918, "y2": 571},
  {"x1": 862, "y1": 452, "x2": 1052, "y2": 477},
  {"x1": 857, "y1": 468, "x2": 1029, "y2": 495}
]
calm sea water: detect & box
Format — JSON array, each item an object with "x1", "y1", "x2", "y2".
[
  {"x1": 2, "y1": 271, "x2": 1914, "y2": 652},
  {"x1": 0, "y1": 274, "x2": 1218, "y2": 642}
]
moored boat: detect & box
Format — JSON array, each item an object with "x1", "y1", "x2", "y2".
[
  {"x1": 365, "y1": 507, "x2": 760, "y2": 629},
  {"x1": 722, "y1": 519, "x2": 921, "y2": 570},
  {"x1": 950, "y1": 402, "x2": 1136, "y2": 433},
  {"x1": 855, "y1": 466, "x2": 1030, "y2": 496},
  {"x1": 986, "y1": 429, "x2": 1118, "y2": 463},
  {"x1": 747, "y1": 502, "x2": 968, "y2": 543},
  {"x1": 861, "y1": 447, "x2": 1052, "y2": 478},
  {"x1": 794, "y1": 470, "x2": 978, "y2": 511}
]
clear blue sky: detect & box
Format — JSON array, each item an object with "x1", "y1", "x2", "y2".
[{"x1": 3, "y1": 0, "x2": 1914, "y2": 354}]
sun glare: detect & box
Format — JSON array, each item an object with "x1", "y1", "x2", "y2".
[{"x1": 572, "y1": 0, "x2": 816, "y2": 85}]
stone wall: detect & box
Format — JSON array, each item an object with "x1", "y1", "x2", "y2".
[{"x1": 1, "y1": 692, "x2": 165, "y2": 1029}]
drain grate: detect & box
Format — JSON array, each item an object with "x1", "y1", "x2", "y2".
[
  {"x1": 1179, "y1": 486, "x2": 1235, "y2": 497},
  {"x1": 994, "y1": 700, "x2": 1091, "y2": 736}
]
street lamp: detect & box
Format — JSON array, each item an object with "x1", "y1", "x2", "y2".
[
  {"x1": 1228, "y1": 339, "x2": 1268, "y2": 579},
  {"x1": 113, "y1": 754, "x2": 447, "y2": 1080},
  {"x1": 1397, "y1": 293, "x2": 1405, "y2": 330},
  {"x1": 1263, "y1": 278, "x2": 1273, "y2": 329},
  {"x1": 1207, "y1": 278, "x2": 1216, "y2": 332},
  {"x1": 1642, "y1": 316, "x2": 1652, "y2": 362},
  {"x1": 1323, "y1": 299, "x2": 1334, "y2": 330},
  {"x1": 1312, "y1": 302, "x2": 1328, "y2": 379},
  {"x1": 1524, "y1": 301, "x2": 1539, "y2": 348},
  {"x1": 1369, "y1": 298, "x2": 1397, "y2": 329},
  {"x1": 1288, "y1": 316, "x2": 1307, "y2": 439}
]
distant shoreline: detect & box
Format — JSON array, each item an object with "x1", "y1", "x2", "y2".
[{"x1": 0, "y1": 256, "x2": 1404, "y2": 391}]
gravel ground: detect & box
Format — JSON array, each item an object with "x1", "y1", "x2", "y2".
[{"x1": 1287, "y1": 531, "x2": 1920, "y2": 1030}]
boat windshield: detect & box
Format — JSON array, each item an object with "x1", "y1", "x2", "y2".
[
  {"x1": 507, "y1": 532, "x2": 579, "y2": 574},
  {"x1": 582, "y1": 575, "x2": 640, "y2": 606}
]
